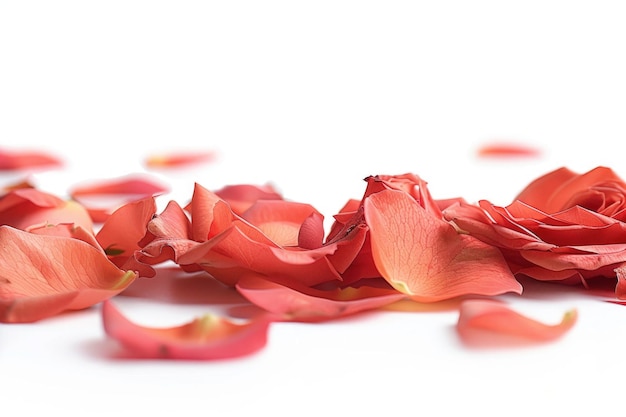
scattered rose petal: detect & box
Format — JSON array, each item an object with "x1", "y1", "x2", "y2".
[
  {"x1": 0, "y1": 148, "x2": 63, "y2": 171},
  {"x1": 214, "y1": 183, "x2": 283, "y2": 215},
  {"x1": 102, "y1": 299, "x2": 271, "y2": 360},
  {"x1": 235, "y1": 274, "x2": 405, "y2": 322},
  {"x1": 0, "y1": 188, "x2": 93, "y2": 232},
  {"x1": 96, "y1": 197, "x2": 157, "y2": 266},
  {"x1": 70, "y1": 174, "x2": 169, "y2": 223},
  {"x1": 456, "y1": 299, "x2": 577, "y2": 348},
  {"x1": 144, "y1": 151, "x2": 216, "y2": 169},
  {"x1": 477, "y1": 142, "x2": 541, "y2": 158},
  {"x1": 0, "y1": 226, "x2": 136, "y2": 323},
  {"x1": 364, "y1": 189, "x2": 522, "y2": 301}
]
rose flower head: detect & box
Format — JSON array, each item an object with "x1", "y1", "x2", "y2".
[{"x1": 443, "y1": 166, "x2": 626, "y2": 297}]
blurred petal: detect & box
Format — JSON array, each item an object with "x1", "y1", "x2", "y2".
[
  {"x1": 70, "y1": 174, "x2": 169, "y2": 222},
  {"x1": 456, "y1": 299, "x2": 577, "y2": 348},
  {"x1": 102, "y1": 300, "x2": 271, "y2": 360},
  {"x1": 236, "y1": 274, "x2": 405, "y2": 322},
  {"x1": 144, "y1": 150, "x2": 216, "y2": 169},
  {"x1": 0, "y1": 226, "x2": 136, "y2": 323},
  {"x1": 477, "y1": 142, "x2": 541, "y2": 158},
  {"x1": 0, "y1": 148, "x2": 63, "y2": 171},
  {"x1": 365, "y1": 189, "x2": 522, "y2": 301}
]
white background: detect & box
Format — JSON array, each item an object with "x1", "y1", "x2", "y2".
[{"x1": 2, "y1": 1, "x2": 626, "y2": 416}]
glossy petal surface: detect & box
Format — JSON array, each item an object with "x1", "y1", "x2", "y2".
[{"x1": 102, "y1": 300, "x2": 271, "y2": 360}]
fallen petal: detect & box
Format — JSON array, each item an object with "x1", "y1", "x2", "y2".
[
  {"x1": 70, "y1": 174, "x2": 168, "y2": 222},
  {"x1": 236, "y1": 274, "x2": 405, "y2": 322},
  {"x1": 0, "y1": 226, "x2": 136, "y2": 323},
  {"x1": 144, "y1": 150, "x2": 216, "y2": 169},
  {"x1": 364, "y1": 189, "x2": 522, "y2": 301},
  {"x1": 102, "y1": 300, "x2": 272, "y2": 360},
  {"x1": 477, "y1": 142, "x2": 541, "y2": 158},
  {"x1": 0, "y1": 148, "x2": 63, "y2": 171},
  {"x1": 456, "y1": 299, "x2": 577, "y2": 348}
]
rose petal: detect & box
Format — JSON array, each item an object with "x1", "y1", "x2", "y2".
[
  {"x1": 0, "y1": 148, "x2": 63, "y2": 171},
  {"x1": 456, "y1": 299, "x2": 577, "y2": 348},
  {"x1": 96, "y1": 197, "x2": 157, "y2": 259},
  {"x1": 70, "y1": 174, "x2": 169, "y2": 222},
  {"x1": 0, "y1": 188, "x2": 94, "y2": 232},
  {"x1": 364, "y1": 189, "x2": 522, "y2": 301},
  {"x1": 0, "y1": 226, "x2": 136, "y2": 323},
  {"x1": 214, "y1": 183, "x2": 283, "y2": 215},
  {"x1": 144, "y1": 151, "x2": 216, "y2": 169},
  {"x1": 241, "y1": 200, "x2": 322, "y2": 247},
  {"x1": 477, "y1": 142, "x2": 541, "y2": 158},
  {"x1": 102, "y1": 300, "x2": 271, "y2": 360},
  {"x1": 236, "y1": 274, "x2": 405, "y2": 322}
]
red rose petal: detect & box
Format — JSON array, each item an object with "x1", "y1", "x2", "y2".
[
  {"x1": 456, "y1": 299, "x2": 577, "y2": 348},
  {"x1": 102, "y1": 299, "x2": 271, "y2": 360}
]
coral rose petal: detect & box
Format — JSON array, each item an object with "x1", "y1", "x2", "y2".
[
  {"x1": 476, "y1": 142, "x2": 541, "y2": 158},
  {"x1": 144, "y1": 150, "x2": 216, "y2": 169},
  {"x1": 70, "y1": 174, "x2": 169, "y2": 197},
  {"x1": 364, "y1": 190, "x2": 522, "y2": 302},
  {"x1": 241, "y1": 200, "x2": 322, "y2": 247},
  {"x1": 236, "y1": 274, "x2": 405, "y2": 322},
  {"x1": 456, "y1": 299, "x2": 577, "y2": 348},
  {"x1": 0, "y1": 226, "x2": 136, "y2": 322},
  {"x1": 0, "y1": 188, "x2": 93, "y2": 232},
  {"x1": 96, "y1": 197, "x2": 157, "y2": 258},
  {"x1": 214, "y1": 183, "x2": 283, "y2": 215},
  {"x1": 102, "y1": 300, "x2": 271, "y2": 360},
  {"x1": 0, "y1": 148, "x2": 63, "y2": 171},
  {"x1": 70, "y1": 174, "x2": 168, "y2": 222}
]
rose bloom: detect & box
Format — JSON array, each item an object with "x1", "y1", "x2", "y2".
[{"x1": 443, "y1": 166, "x2": 626, "y2": 296}]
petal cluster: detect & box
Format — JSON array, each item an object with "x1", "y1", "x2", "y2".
[
  {"x1": 443, "y1": 166, "x2": 626, "y2": 294},
  {"x1": 2, "y1": 148, "x2": 597, "y2": 357}
]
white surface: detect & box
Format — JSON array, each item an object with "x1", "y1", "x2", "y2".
[{"x1": 2, "y1": 1, "x2": 626, "y2": 415}]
